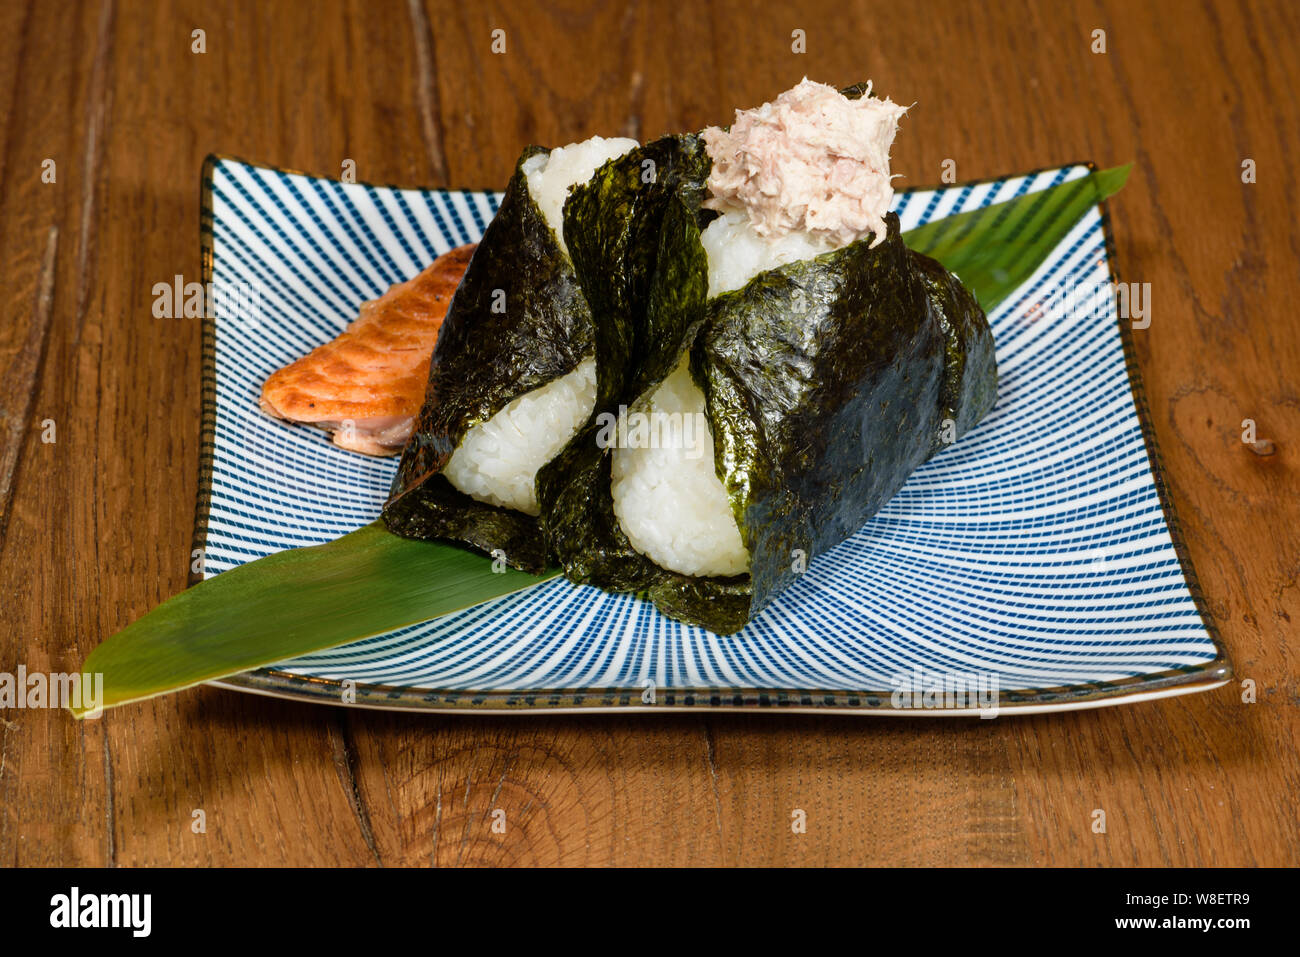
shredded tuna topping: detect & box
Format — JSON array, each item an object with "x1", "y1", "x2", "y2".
[{"x1": 701, "y1": 78, "x2": 908, "y2": 248}]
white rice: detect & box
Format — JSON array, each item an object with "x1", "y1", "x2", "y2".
[
  {"x1": 611, "y1": 358, "x2": 749, "y2": 578},
  {"x1": 443, "y1": 137, "x2": 635, "y2": 515},
  {"x1": 523, "y1": 135, "x2": 639, "y2": 257},
  {"x1": 444, "y1": 357, "x2": 597, "y2": 516},
  {"x1": 700, "y1": 209, "x2": 837, "y2": 296}
]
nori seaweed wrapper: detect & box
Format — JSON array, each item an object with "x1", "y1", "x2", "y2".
[
  {"x1": 536, "y1": 135, "x2": 719, "y2": 586},
  {"x1": 382, "y1": 146, "x2": 595, "y2": 574},
  {"x1": 541, "y1": 144, "x2": 998, "y2": 633},
  {"x1": 689, "y1": 217, "x2": 997, "y2": 631},
  {"x1": 558, "y1": 133, "x2": 713, "y2": 411}
]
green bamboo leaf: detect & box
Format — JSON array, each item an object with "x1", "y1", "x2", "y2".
[
  {"x1": 74, "y1": 164, "x2": 1128, "y2": 716},
  {"x1": 903, "y1": 164, "x2": 1130, "y2": 311},
  {"x1": 71, "y1": 522, "x2": 558, "y2": 717}
]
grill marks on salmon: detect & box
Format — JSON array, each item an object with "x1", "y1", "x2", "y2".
[{"x1": 259, "y1": 243, "x2": 476, "y2": 456}]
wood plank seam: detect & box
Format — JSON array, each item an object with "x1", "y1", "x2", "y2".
[
  {"x1": 0, "y1": 224, "x2": 59, "y2": 548},
  {"x1": 406, "y1": 0, "x2": 449, "y2": 185}
]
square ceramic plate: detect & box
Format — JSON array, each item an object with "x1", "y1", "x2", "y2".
[{"x1": 194, "y1": 155, "x2": 1229, "y2": 716}]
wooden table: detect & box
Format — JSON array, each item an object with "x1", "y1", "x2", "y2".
[{"x1": 2, "y1": 0, "x2": 1295, "y2": 867}]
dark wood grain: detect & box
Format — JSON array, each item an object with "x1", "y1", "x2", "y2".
[{"x1": 0, "y1": 0, "x2": 1295, "y2": 866}]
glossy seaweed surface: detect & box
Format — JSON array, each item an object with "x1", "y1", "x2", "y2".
[
  {"x1": 383, "y1": 147, "x2": 594, "y2": 573},
  {"x1": 545, "y1": 191, "x2": 998, "y2": 633}
]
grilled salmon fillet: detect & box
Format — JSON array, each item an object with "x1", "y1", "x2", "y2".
[{"x1": 259, "y1": 243, "x2": 476, "y2": 455}]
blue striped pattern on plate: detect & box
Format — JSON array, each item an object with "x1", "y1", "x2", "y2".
[{"x1": 196, "y1": 156, "x2": 1226, "y2": 713}]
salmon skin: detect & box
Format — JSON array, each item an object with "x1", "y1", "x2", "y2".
[{"x1": 259, "y1": 243, "x2": 476, "y2": 456}]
